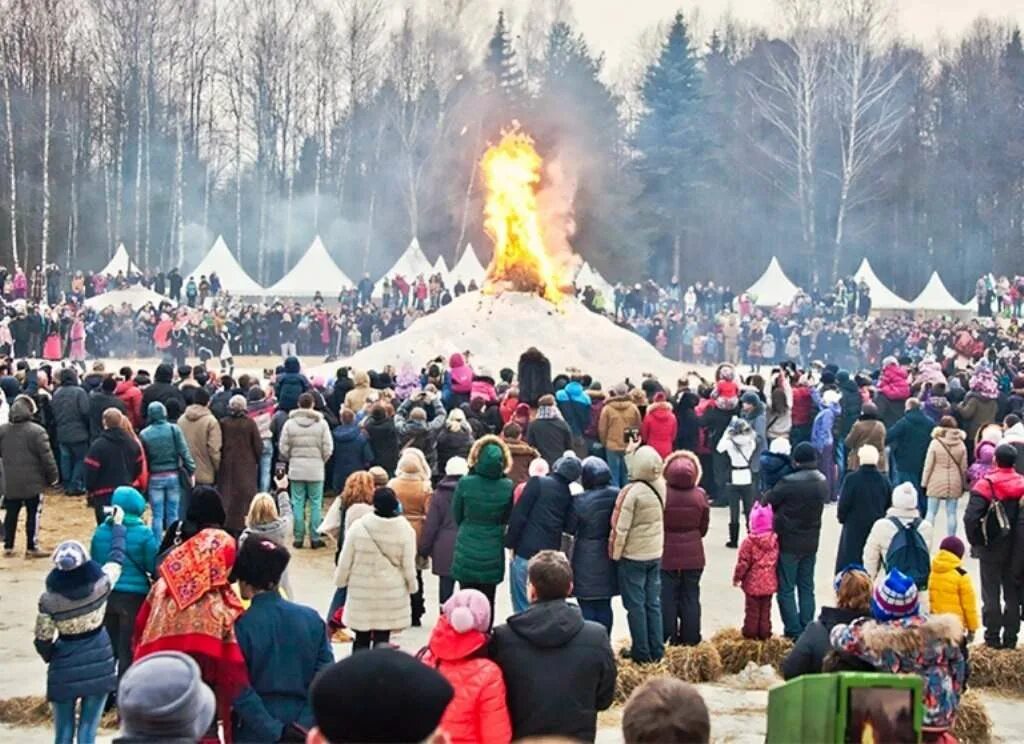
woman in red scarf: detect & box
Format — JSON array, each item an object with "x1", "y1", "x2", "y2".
[{"x1": 134, "y1": 528, "x2": 248, "y2": 742}]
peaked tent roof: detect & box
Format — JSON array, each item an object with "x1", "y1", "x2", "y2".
[
  {"x1": 745, "y1": 257, "x2": 801, "y2": 307},
  {"x1": 853, "y1": 258, "x2": 913, "y2": 311},
  {"x1": 911, "y1": 271, "x2": 974, "y2": 313},
  {"x1": 84, "y1": 285, "x2": 173, "y2": 311},
  {"x1": 377, "y1": 238, "x2": 434, "y2": 283},
  {"x1": 432, "y1": 254, "x2": 449, "y2": 278},
  {"x1": 576, "y1": 261, "x2": 616, "y2": 300},
  {"x1": 99, "y1": 243, "x2": 141, "y2": 276},
  {"x1": 266, "y1": 236, "x2": 354, "y2": 296},
  {"x1": 449, "y1": 244, "x2": 487, "y2": 285},
  {"x1": 185, "y1": 235, "x2": 265, "y2": 295}
]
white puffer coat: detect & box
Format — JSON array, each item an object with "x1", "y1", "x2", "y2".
[
  {"x1": 278, "y1": 408, "x2": 333, "y2": 482},
  {"x1": 334, "y1": 512, "x2": 417, "y2": 631}
]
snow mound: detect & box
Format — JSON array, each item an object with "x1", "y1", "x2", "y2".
[{"x1": 311, "y1": 291, "x2": 685, "y2": 385}]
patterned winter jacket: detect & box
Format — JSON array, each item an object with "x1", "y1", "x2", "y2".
[
  {"x1": 732, "y1": 532, "x2": 779, "y2": 597},
  {"x1": 830, "y1": 614, "x2": 966, "y2": 729}
]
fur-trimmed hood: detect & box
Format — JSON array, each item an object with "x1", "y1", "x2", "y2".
[
  {"x1": 467, "y1": 434, "x2": 512, "y2": 478},
  {"x1": 851, "y1": 613, "x2": 963, "y2": 657},
  {"x1": 664, "y1": 450, "x2": 702, "y2": 490}
]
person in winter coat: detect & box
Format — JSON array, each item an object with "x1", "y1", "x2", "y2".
[
  {"x1": 279, "y1": 393, "x2": 333, "y2": 549},
  {"x1": 527, "y1": 394, "x2": 573, "y2": 468},
  {"x1": 139, "y1": 401, "x2": 195, "y2": 540},
  {"x1": 140, "y1": 364, "x2": 185, "y2": 424},
  {"x1": 419, "y1": 589, "x2": 512, "y2": 744},
  {"x1": 90, "y1": 487, "x2": 156, "y2": 690},
  {"x1": 516, "y1": 347, "x2": 553, "y2": 408},
  {"x1": 831, "y1": 569, "x2": 966, "y2": 733},
  {"x1": 759, "y1": 436, "x2": 794, "y2": 495},
  {"x1": 218, "y1": 395, "x2": 263, "y2": 533},
  {"x1": 717, "y1": 417, "x2": 758, "y2": 548},
  {"x1": 862, "y1": 482, "x2": 933, "y2": 591},
  {"x1": 556, "y1": 381, "x2": 592, "y2": 457},
  {"x1": 957, "y1": 361, "x2": 1000, "y2": 444},
  {"x1": 506, "y1": 453, "x2": 582, "y2": 613},
  {"x1": 967, "y1": 428, "x2": 1001, "y2": 487},
  {"x1": 178, "y1": 388, "x2": 222, "y2": 487},
  {"x1": 490, "y1": 550, "x2": 615, "y2": 742},
  {"x1": 335, "y1": 487, "x2": 417, "y2": 651},
  {"x1": 394, "y1": 393, "x2": 447, "y2": 473},
  {"x1": 436, "y1": 408, "x2": 474, "y2": 476},
  {"x1": 84, "y1": 408, "x2": 145, "y2": 524},
  {"x1": 331, "y1": 408, "x2": 374, "y2": 491},
  {"x1": 781, "y1": 566, "x2": 872, "y2": 679},
  {"x1": 733, "y1": 502, "x2": 779, "y2": 640},
  {"x1": 887, "y1": 398, "x2": 935, "y2": 511},
  {"x1": 451, "y1": 435, "x2": 514, "y2": 618},
  {"x1": 922, "y1": 416, "x2": 968, "y2": 539},
  {"x1": 389, "y1": 448, "x2": 433, "y2": 626},
  {"x1": 672, "y1": 388, "x2": 700, "y2": 452},
  {"x1": 342, "y1": 370, "x2": 372, "y2": 413},
  {"x1": 362, "y1": 404, "x2": 400, "y2": 476},
  {"x1": 834, "y1": 370, "x2": 863, "y2": 469},
  {"x1": 52, "y1": 367, "x2": 90, "y2": 494},
  {"x1": 88, "y1": 377, "x2": 127, "y2": 444},
  {"x1": 835, "y1": 445, "x2": 892, "y2": 571},
  {"x1": 274, "y1": 356, "x2": 311, "y2": 414},
  {"x1": 419, "y1": 457, "x2": 466, "y2": 607},
  {"x1": 767, "y1": 442, "x2": 829, "y2": 639},
  {"x1": 929, "y1": 536, "x2": 979, "y2": 640},
  {"x1": 640, "y1": 392, "x2": 677, "y2": 460},
  {"x1": 114, "y1": 373, "x2": 142, "y2": 431},
  {"x1": 874, "y1": 357, "x2": 911, "y2": 428},
  {"x1": 660, "y1": 450, "x2": 709, "y2": 646},
  {"x1": 502, "y1": 422, "x2": 538, "y2": 485},
  {"x1": 610, "y1": 445, "x2": 666, "y2": 663},
  {"x1": 567, "y1": 457, "x2": 619, "y2": 634},
  {"x1": 811, "y1": 389, "x2": 841, "y2": 499},
  {"x1": 968, "y1": 444, "x2": 1024, "y2": 648},
  {"x1": 444, "y1": 353, "x2": 474, "y2": 411},
  {"x1": 844, "y1": 403, "x2": 887, "y2": 473},
  {"x1": 1, "y1": 396, "x2": 59, "y2": 556},
  {"x1": 240, "y1": 491, "x2": 294, "y2": 597},
  {"x1": 599, "y1": 385, "x2": 643, "y2": 488},
  {"x1": 37, "y1": 524, "x2": 127, "y2": 744}
]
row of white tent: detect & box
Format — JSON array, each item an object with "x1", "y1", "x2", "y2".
[{"x1": 747, "y1": 257, "x2": 976, "y2": 314}]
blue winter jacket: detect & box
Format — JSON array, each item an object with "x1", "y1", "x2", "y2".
[
  {"x1": 275, "y1": 356, "x2": 310, "y2": 413},
  {"x1": 91, "y1": 487, "x2": 157, "y2": 595},
  {"x1": 568, "y1": 458, "x2": 619, "y2": 599},
  {"x1": 139, "y1": 402, "x2": 196, "y2": 474},
  {"x1": 331, "y1": 423, "x2": 374, "y2": 491},
  {"x1": 556, "y1": 382, "x2": 592, "y2": 437}
]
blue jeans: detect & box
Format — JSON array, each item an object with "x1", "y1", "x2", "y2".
[
  {"x1": 578, "y1": 598, "x2": 613, "y2": 635},
  {"x1": 606, "y1": 449, "x2": 627, "y2": 488},
  {"x1": 259, "y1": 439, "x2": 273, "y2": 493},
  {"x1": 777, "y1": 552, "x2": 816, "y2": 639},
  {"x1": 148, "y1": 472, "x2": 181, "y2": 540},
  {"x1": 926, "y1": 497, "x2": 959, "y2": 538},
  {"x1": 619, "y1": 558, "x2": 664, "y2": 662},
  {"x1": 291, "y1": 480, "x2": 324, "y2": 544},
  {"x1": 510, "y1": 555, "x2": 530, "y2": 614},
  {"x1": 52, "y1": 694, "x2": 107, "y2": 744},
  {"x1": 59, "y1": 442, "x2": 88, "y2": 493}
]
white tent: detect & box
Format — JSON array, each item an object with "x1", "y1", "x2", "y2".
[
  {"x1": 99, "y1": 243, "x2": 141, "y2": 277},
  {"x1": 185, "y1": 235, "x2": 265, "y2": 296},
  {"x1": 449, "y1": 244, "x2": 487, "y2": 286},
  {"x1": 432, "y1": 254, "x2": 450, "y2": 278},
  {"x1": 911, "y1": 271, "x2": 974, "y2": 314},
  {"x1": 853, "y1": 258, "x2": 913, "y2": 311},
  {"x1": 265, "y1": 236, "x2": 354, "y2": 296},
  {"x1": 376, "y1": 238, "x2": 434, "y2": 287},
  {"x1": 745, "y1": 257, "x2": 801, "y2": 307},
  {"x1": 576, "y1": 261, "x2": 616, "y2": 301},
  {"x1": 84, "y1": 286, "x2": 173, "y2": 311}
]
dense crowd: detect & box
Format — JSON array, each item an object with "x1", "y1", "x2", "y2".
[{"x1": 3, "y1": 330, "x2": 1024, "y2": 742}]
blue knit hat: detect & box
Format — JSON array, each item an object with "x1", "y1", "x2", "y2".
[{"x1": 871, "y1": 569, "x2": 920, "y2": 621}]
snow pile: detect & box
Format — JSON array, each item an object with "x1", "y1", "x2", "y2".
[{"x1": 311, "y1": 291, "x2": 685, "y2": 384}]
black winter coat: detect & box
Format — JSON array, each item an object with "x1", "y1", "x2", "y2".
[
  {"x1": 141, "y1": 382, "x2": 185, "y2": 424},
  {"x1": 835, "y1": 465, "x2": 892, "y2": 571},
  {"x1": 759, "y1": 452, "x2": 794, "y2": 493},
  {"x1": 436, "y1": 428, "x2": 473, "y2": 475},
  {"x1": 781, "y1": 606, "x2": 870, "y2": 680},
  {"x1": 88, "y1": 391, "x2": 126, "y2": 443},
  {"x1": 673, "y1": 392, "x2": 700, "y2": 451},
  {"x1": 84, "y1": 428, "x2": 143, "y2": 503},
  {"x1": 418, "y1": 474, "x2": 459, "y2": 576},
  {"x1": 52, "y1": 383, "x2": 90, "y2": 445},
  {"x1": 568, "y1": 460, "x2": 618, "y2": 599},
  {"x1": 517, "y1": 349, "x2": 553, "y2": 408},
  {"x1": 886, "y1": 409, "x2": 934, "y2": 477},
  {"x1": 767, "y1": 467, "x2": 829, "y2": 556},
  {"x1": 506, "y1": 473, "x2": 574, "y2": 560},
  {"x1": 490, "y1": 600, "x2": 616, "y2": 742},
  {"x1": 526, "y1": 417, "x2": 573, "y2": 467},
  {"x1": 363, "y1": 416, "x2": 400, "y2": 476}
]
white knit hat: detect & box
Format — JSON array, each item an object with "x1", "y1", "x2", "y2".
[
  {"x1": 858, "y1": 444, "x2": 880, "y2": 467},
  {"x1": 892, "y1": 482, "x2": 917, "y2": 510}
]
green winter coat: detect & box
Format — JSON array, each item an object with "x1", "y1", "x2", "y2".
[{"x1": 451, "y1": 435, "x2": 513, "y2": 585}]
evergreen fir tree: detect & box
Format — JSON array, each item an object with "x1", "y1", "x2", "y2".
[{"x1": 484, "y1": 11, "x2": 527, "y2": 106}]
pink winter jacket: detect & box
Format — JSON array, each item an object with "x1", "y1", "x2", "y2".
[
  {"x1": 733, "y1": 532, "x2": 779, "y2": 597},
  {"x1": 878, "y1": 365, "x2": 911, "y2": 402}
]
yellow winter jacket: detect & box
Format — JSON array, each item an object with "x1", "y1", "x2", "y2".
[{"x1": 928, "y1": 549, "x2": 979, "y2": 632}]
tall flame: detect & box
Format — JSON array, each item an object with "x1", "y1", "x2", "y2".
[{"x1": 481, "y1": 128, "x2": 569, "y2": 303}]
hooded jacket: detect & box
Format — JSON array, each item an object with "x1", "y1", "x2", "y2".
[
  {"x1": 275, "y1": 356, "x2": 311, "y2": 413},
  {"x1": 279, "y1": 408, "x2": 333, "y2": 482},
  {"x1": 609, "y1": 446, "x2": 665, "y2": 561},
  {"x1": 555, "y1": 382, "x2": 591, "y2": 437},
  {"x1": 389, "y1": 449, "x2": 433, "y2": 542},
  {"x1": 490, "y1": 600, "x2": 615, "y2": 742},
  {"x1": 921, "y1": 427, "x2": 967, "y2": 499},
  {"x1": 929, "y1": 549, "x2": 979, "y2": 632},
  {"x1": 178, "y1": 404, "x2": 223, "y2": 485},
  {"x1": 598, "y1": 396, "x2": 642, "y2": 453},
  {"x1": 640, "y1": 401, "x2": 677, "y2": 459},
  {"x1": 717, "y1": 424, "x2": 757, "y2": 483},
  {"x1": 661, "y1": 451, "x2": 709, "y2": 571},
  {"x1": 759, "y1": 451, "x2": 795, "y2": 493},
  {"x1": 446, "y1": 353, "x2": 474, "y2": 397},
  {"x1": 451, "y1": 436, "x2": 514, "y2": 585},
  {"x1": 90, "y1": 487, "x2": 157, "y2": 595},
  {"x1": 733, "y1": 531, "x2": 779, "y2": 596},
  {"x1": 506, "y1": 456, "x2": 582, "y2": 560},
  {"x1": 968, "y1": 466, "x2": 1024, "y2": 563},
  {"x1": 0, "y1": 397, "x2": 58, "y2": 500},
  {"x1": 114, "y1": 380, "x2": 143, "y2": 429},
  {"x1": 505, "y1": 439, "x2": 539, "y2": 485},
  {"x1": 419, "y1": 474, "x2": 460, "y2": 577},
  {"x1": 343, "y1": 370, "x2": 373, "y2": 413},
  {"x1": 331, "y1": 422, "x2": 374, "y2": 490},
  {"x1": 568, "y1": 458, "x2": 619, "y2": 599},
  {"x1": 139, "y1": 402, "x2": 195, "y2": 475}
]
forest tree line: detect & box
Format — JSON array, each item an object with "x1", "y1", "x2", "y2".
[{"x1": 0, "y1": 0, "x2": 1022, "y2": 299}]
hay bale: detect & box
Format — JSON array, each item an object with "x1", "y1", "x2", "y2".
[
  {"x1": 711, "y1": 628, "x2": 794, "y2": 675},
  {"x1": 952, "y1": 690, "x2": 992, "y2": 744},
  {"x1": 663, "y1": 642, "x2": 723, "y2": 683},
  {"x1": 0, "y1": 696, "x2": 51, "y2": 727},
  {"x1": 710, "y1": 627, "x2": 744, "y2": 644},
  {"x1": 615, "y1": 658, "x2": 669, "y2": 704},
  {"x1": 967, "y1": 645, "x2": 1024, "y2": 692}
]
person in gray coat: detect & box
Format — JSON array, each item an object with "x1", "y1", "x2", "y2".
[
  {"x1": 52, "y1": 368, "x2": 90, "y2": 495},
  {"x1": 1, "y1": 396, "x2": 59, "y2": 556},
  {"x1": 278, "y1": 393, "x2": 333, "y2": 549}
]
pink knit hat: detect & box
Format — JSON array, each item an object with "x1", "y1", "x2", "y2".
[
  {"x1": 528, "y1": 458, "x2": 550, "y2": 478},
  {"x1": 749, "y1": 502, "x2": 774, "y2": 535},
  {"x1": 443, "y1": 589, "x2": 491, "y2": 634}
]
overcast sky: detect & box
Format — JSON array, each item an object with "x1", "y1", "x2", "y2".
[{"x1": 568, "y1": 0, "x2": 1024, "y2": 70}]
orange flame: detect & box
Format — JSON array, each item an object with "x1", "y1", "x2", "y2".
[{"x1": 481, "y1": 128, "x2": 569, "y2": 303}]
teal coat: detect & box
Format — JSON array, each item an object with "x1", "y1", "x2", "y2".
[
  {"x1": 139, "y1": 402, "x2": 195, "y2": 474},
  {"x1": 90, "y1": 487, "x2": 157, "y2": 595},
  {"x1": 451, "y1": 436, "x2": 513, "y2": 585}
]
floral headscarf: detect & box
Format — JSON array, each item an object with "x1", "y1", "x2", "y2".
[
  {"x1": 969, "y1": 361, "x2": 999, "y2": 400},
  {"x1": 159, "y1": 528, "x2": 238, "y2": 611}
]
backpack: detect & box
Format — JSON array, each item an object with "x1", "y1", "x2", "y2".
[
  {"x1": 884, "y1": 517, "x2": 930, "y2": 589},
  {"x1": 979, "y1": 478, "x2": 1012, "y2": 547}
]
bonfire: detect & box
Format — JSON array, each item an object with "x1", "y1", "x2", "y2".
[{"x1": 481, "y1": 128, "x2": 572, "y2": 304}]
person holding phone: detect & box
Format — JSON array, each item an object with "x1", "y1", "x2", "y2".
[{"x1": 599, "y1": 384, "x2": 642, "y2": 488}]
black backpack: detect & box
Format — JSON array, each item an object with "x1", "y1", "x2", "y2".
[{"x1": 884, "y1": 517, "x2": 931, "y2": 590}]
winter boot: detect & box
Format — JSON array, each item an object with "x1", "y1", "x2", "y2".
[{"x1": 726, "y1": 522, "x2": 739, "y2": 549}]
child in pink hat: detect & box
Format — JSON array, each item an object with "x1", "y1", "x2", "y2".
[{"x1": 732, "y1": 502, "x2": 780, "y2": 640}]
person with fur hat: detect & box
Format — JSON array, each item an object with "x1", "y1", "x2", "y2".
[
  {"x1": 717, "y1": 417, "x2": 758, "y2": 547},
  {"x1": 112, "y1": 651, "x2": 216, "y2": 743},
  {"x1": 862, "y1": 482, "x2": 933, "y2": 594},
  {"x1": 419, "y1": 589, "x2": 512, "y2": 744},
  {"x1": 232, "y1": 537, "x2": 334, "y2": 742},
  {"x1": 420, "y1": 457, "x2": 467, "y2": 606},
  {"x1": 843, "y1": 403, "x2": 887, "y2": 473},
  {"x1": 389, "y1": 448, "x2": 433, "y2": 625},
  {"x1": 733, "y1": 502, "x2": 779, "y2": 640},
  {"x1": 929, "y1": 536, "x2": 979, "y2": 640},
  {"x1": 1, "y1": 394, "x2": 59, "y2": 557},
  {"x1": 568, "y1": 457, "x2": 620, "y2": 634},
  {"x1": 830, "y1": 569, "x2": 966, "y2": 733},
  {"x1": 501, "y1": 422, "x2": 538, "y2": 485},
  {"x1": 451, "y1": 435, "x2": 513, "y2": 619},
  {"x1": 36, "y1": 512, "x2": 126, "y2": 744},
  {"x1": 835, "y1": 445, "x2": 892, "y2": 571},
  {"x1": 922, "y1": 416, "x2": 968, "y2": 538}
]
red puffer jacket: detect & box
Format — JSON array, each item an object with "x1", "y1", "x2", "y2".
[
  {"x1": 732, "y1": 531, "x2": 779, "y2": 597},
  {"x1": 420, "y1": 617, "x2": 512, "y2": 744},
  {"x1": 661, "y1": 451, "x2": 710, "y2": 571},
  {"x1": 640, "y1": 402, "x2": 678, "y2": 459},
  {"x1": 791, "y1": 386, "x2": 814, "y2": 427},
  {"x1": 878, "y1": 364, "x2": 911, "y2": 402}
]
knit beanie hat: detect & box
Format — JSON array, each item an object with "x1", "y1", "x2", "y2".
[
  {"x1": 52, "y1": 541, "x2": 89, "y2": 572},
  {"x1": 749, "y1": 502, "x2": 774, "y2": 535},
  {"x1": 368, "y1": 466, "x2": 389, "y2": 487},
  {"x1": 373, "y1": 487, "x2": 400, "y2": 518},
  {"x1": 443, "y1": 589, "x2": 492, "y2": 634},
  {"x1": 792, "y1": 442, "x2": 817, "y2": 465},
  {"x1": 445, "y1": 456, "x2": 469, "y2": 477},
  {"x1": 769, "y1": 438, "x2": 791, "y2": 456},
  {"x1": 939, "y1": 535, "x2": 965, "y2": 559},
  {"x1": 871, "y1": 569, "x2": 920, "y2": 621},
  {"x1": 892, "y1": 482, "x2": 918, "y2": 511},
  {"x1": 117, "y1": 651, "x2": 216, "y2": 741},
  {"x1": 528, "y1": 457, "x2": 550, "y2": 478},
  {"x1": 857, "y1": 444, "x2": 880, "y2": 467}
]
